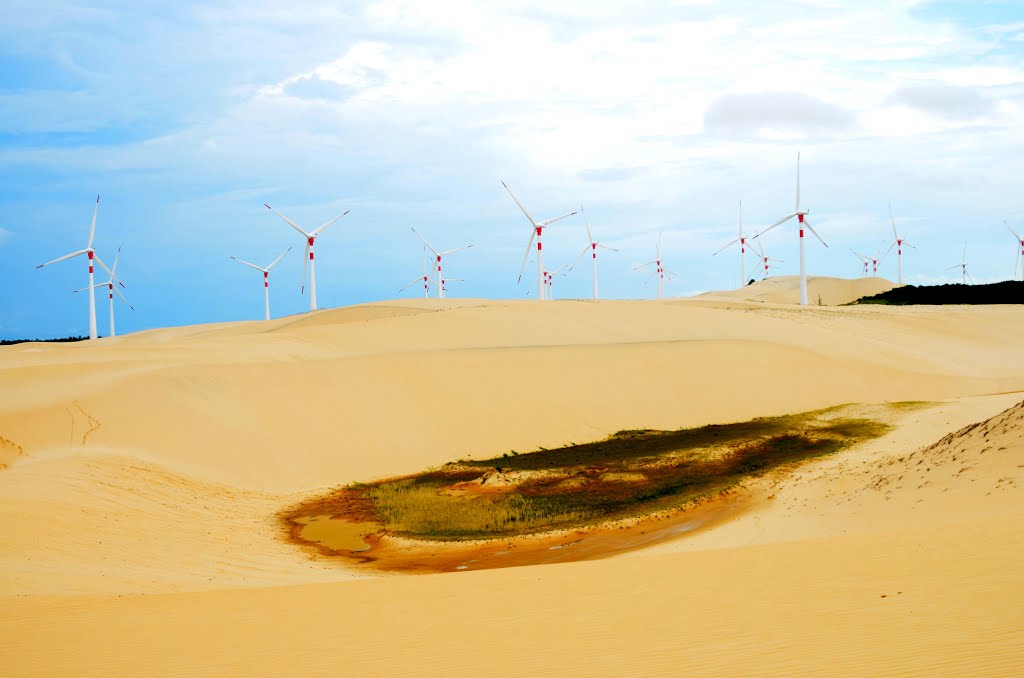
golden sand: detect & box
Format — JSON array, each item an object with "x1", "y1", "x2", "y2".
[{"x1": 2, "y1": 277, "x2": 1022, "y2": 675}]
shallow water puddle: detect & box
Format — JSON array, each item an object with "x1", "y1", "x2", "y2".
[
  {"x1": 288, "y1": 489, "x2": 752, "y2": 574},
  {"x1": 294, "y1": 515, "x2": 378, "y2": 552}
]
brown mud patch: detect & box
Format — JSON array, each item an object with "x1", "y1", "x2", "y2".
[
  {"x1": 279, "y1": 404, "x2": 914, "y2": 573},
  {"x1": 286, "y1": 486, "x2": 757, "y2": 574}
]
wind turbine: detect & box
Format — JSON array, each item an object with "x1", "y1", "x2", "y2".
[
  {"x1": 713, "y1": 200, "x2": 753, "y2": 287},
  {"x1": 575, "y1": 206, "x2": 617, "y2": 300},
  {"x1": 36, "y1": 195, "x2": 114, "y2": 340},
  {"x1": 74, "y1": 246, "x2": 132, "y2": 337},
  {"x1": 634, "y1": 232, "x2": 667, "y2": 299},
  {"x1": 410, "y1": 228, "x2": 472, "y2": 300},
  {"x1": 264, "y1": 203, "x2": 348, "y2": 312},
  {"x1": 854, "y1": 245, "x2": 885, "y2": 276},
  {"x1": 884, "y1": 204, "x2": 915, "y2": 284},
  {"x1": 753, "y1": 153, "x2": 827, "y2": 305},
  {"x1": 230, "y1": 247, "x2": 291, "y2": 321},
  {"x1": 544, "y1": 264, "x2": 571, "y2": 301},
  {"x1": 400, "y1": 247, "x2": 435, "y2": 298},
  {"x1": 1006, "y1": 220, "x2": 1024, "y2": 282},
  {"x1": 945, "y1": 242, "x2": 972, "y2": 284},
  {"x1": 850, "y1": 250, "x2": 870, "y2": 277},
  {"x1": 502, "y1": 181, "x2": 577, "y2": 300},
  {"x1": 751, "y1": 238, "x2": 783, "y2": 280}
]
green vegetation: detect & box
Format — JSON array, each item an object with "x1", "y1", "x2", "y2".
[
  {"x1": 0, "y1": 335, "x2": 91, "y2": 346},
  {"x1": 853, "y1": 281, "x2": 1023, "y2": 305},
  {"x1": 286, "y1": 407, "x2": 893, "y2": 543}
]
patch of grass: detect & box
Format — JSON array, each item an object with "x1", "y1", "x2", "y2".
[{"x1": 285, "y1": 407, "x2": 892, "y2": 542}]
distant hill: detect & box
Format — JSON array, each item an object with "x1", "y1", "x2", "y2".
[
  {"x1": 698, "y1": 275, "x2": 899, "y2": 306},
  {"x1": 854, "y1": 281, "x2": 1024, "y2": 305}
]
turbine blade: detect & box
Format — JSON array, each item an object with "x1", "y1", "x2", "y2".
[
  {"x1": 265, "y1": 204, "x2": 311, "y2": 237},
  {"x1": 753, "y1": 213, "x2": 796, "y2": 237},
  {"x1": 93, "y1": 255, "x2": 113, "y2": 277},
  {"x1": 581, "y1": 205, "x2": 593, "y2": 244},
  {"x1": 301, "y1": 241, "x2": 309, "y2": 294},
  {"x1": 501, "y1": 181, "x2": 538, "y2": 226},
  {"x1": 87, "y1": 195, "x2": 99, "y2": 249},
  {"x1": 231, "y1": 256, "x2": 264, "y2": 272},
  {"x1": 111, "y1": 246, "x2": 121, "y2": 275},
  {"x1": 36, "y1": 249, "x2": 88, "y2": 268},
  {"x1": 516, "y1": 228, "x2": 537, "y2": 283},
  {"x1": 713, "y1": 237, "x2": 741, "y2": 256},
  {"x1": 112, "y1": 284, "x2": 131, "y2": 306},
  {"x1": 266, "y1": 246, "x2": 292, "y2": 271},
  {"x1": 539, "y1": 210, "x2": 576, "y2": 227},
  {"x1": 410, "y1": 227, "x2": 440, "y2": 256},
  {"x1": 795, "y1": 152, "x2": 801, "y2": 212},
  {"x1": 803, "y1": 220, "x2": 827, "y2": 247},
  {"x1": 399, "y1": 276, "x2": 425, "y2": 291},
  {"x1": 312, "y1": 210, "x2": 349, "y2": 236},
  {"x1": 598, "y1": 243, "x2": 618, "y2": 252},
  {"x1": 1006, "y1": 220, "x2": 1022, "y2": 242},
  {"x1": 633, "y1": 260, "x2": 657, "y2": 271},
  {"x1": 889, "y1": 203, "x2": 899, "y2": 240},
  {"x1": 440, "y1": 244, "x2": 473, "y2": 256}
]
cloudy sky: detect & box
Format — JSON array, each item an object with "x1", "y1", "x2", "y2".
[{"x1": 2, "y1": 0, "x2": 1023, "y2": 338}]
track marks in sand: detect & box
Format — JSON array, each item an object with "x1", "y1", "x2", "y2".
[
  {"x1": 66, "y1": 400, "x2": 101, "y2": 447},
  {"x1": 0, "y1": 434, "x2": 24, "y2": 469},
  {"x1": 862, "y1": 399, "x2": 1024, "y2": 503}
]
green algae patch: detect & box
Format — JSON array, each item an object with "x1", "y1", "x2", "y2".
[{"x1": 283, "y1": 405, "x2": 894, "y2": 547}]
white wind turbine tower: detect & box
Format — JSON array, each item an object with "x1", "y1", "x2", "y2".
[
  {"x1": 400, "y1": 247, "x2": 435, "y2": 298},
  {"x1": 502, "y1": 181, "x2": 577, "y2": 300},
  {"x1": 264, "y1": 203, "x2": 348, "y2": 312},
  {"x1": 36, "y1": 195, "x2": 114, "y2": 340},
  {"x1": 411, "y1": 228, "x2": 472, "y2": 300},
  {"x1": 945, "y1": 242, "x2": 972, "y2": 284},
  {"x1": 885, "y1": 204, "x2": 915, "y2": 284},
  {"x1": 753, "y1": 153, "x2": 828, "y2": 305},
  {"x1": 230, "y1": 247, "x2": 291, "y2": 320},
  {"x1": 713, "y1": 200, "x2": 754, "y2": 287},
  {"x1": 1005, "y1": 220, "x2": 1024, "y2": 282},
  {"x1": 751, "y1": 238, "x2": 783, "y2": 280},
  {"x1": 576, "y1": 206, "x2": 618, "y2": 300},
  {"x1": 75, "y1": 246, "x2": 132, "y2": 337},
  {"x1": 634, "y1": 232, "x2": 668, "y2": 299}
]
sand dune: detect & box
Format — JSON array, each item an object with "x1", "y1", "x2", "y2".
[
  {"x1": 700, "y1": 274, "x2": 899, "y2": 305},
  {"x1": 2, "y1": 297, "x2": 1023, "y2": 675}
]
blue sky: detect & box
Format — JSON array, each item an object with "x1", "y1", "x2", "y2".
[{"x1": 2, "y1": 0, "x2": 1023, "y2": 338}]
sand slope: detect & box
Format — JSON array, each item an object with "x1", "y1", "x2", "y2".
[
  {"x1": 2, "y1": 298, "x2": 1023, "y2": 675},
  {"x1": 700, "y1": 274, "x2": 898, "y2": 305}
]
